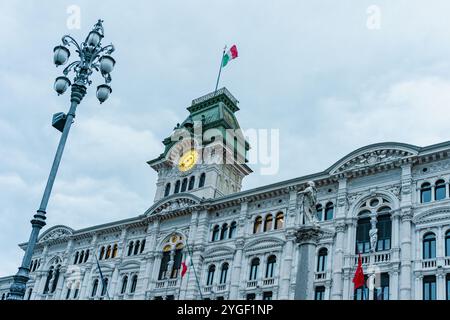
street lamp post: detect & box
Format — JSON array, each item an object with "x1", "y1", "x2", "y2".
[{"x1": 7, "y1": 19, "x2": 116, "y2": 300}]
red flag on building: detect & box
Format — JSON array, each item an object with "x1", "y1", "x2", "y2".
[
  {"x1": 352, "y1": 253, "x2": 365, "y2": 289},
  {"x1": 181, "y1": 255, "x2": 191, "y2": 277}
]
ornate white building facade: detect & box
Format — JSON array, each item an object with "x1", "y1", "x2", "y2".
[{"x1": 2, "y1": 88, "x2": 450, "y2": 301}]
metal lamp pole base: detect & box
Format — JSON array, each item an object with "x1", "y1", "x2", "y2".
[{"x1": 7, "y1": 84, "x2": 86, "y2": 300}]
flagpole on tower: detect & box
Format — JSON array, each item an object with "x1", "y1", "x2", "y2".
[{"x1": 214, "y1": 45, "x2": 227, "y2": 94}]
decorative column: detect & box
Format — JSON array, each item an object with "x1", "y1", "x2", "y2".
[
  {"x1": 399, "y1": 209, "x2": 413, "y2": 299},
  {"x1": 399, "y1": 163, "x2": 413, "y2": 300},
  {"x1": 437, "y1": 270, "x2": 446, "y2": 300},
  {"x1": 389, "y1": 270, "x2": 399, "y2": 300},
  {"x1": 294, "y1": 226, "x2": 323, "y2": 300},
  {"x1": 229, "y1": 239, "x2": 244, "y2": 299},
  {"x1": 278, "y1": 230, "x2": 296, "y2": 299},
  {"x1": 331, "y1": 221, "x2": 346, "y2": 300}
]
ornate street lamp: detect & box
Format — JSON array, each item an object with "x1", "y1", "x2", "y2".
[{"x1": 7, "y1": 19, "x2": 116, "y2": 300}]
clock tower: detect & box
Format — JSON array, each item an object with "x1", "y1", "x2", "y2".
[{"x1": 147, "y1": 87, "x2": 252, "y2": 202}]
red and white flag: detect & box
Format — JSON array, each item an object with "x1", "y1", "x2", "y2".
[
  {"x1": 181, "y1": 255, "x2": 191, "y2": 277},
  {"x1": 352, "y1": 253, "x2": 365, "y2": 290}
]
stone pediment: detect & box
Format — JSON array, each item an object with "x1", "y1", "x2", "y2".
[
  {"x1": 204, "y1": 245, "x2": 235, "y2": 258},
  {"x1": 243, "y1": 237, "x2": 285, "y2": 252},
  {"x1": 413, "y1": 206, "x2": 450, "y2": 226},
  {"x1": 38, "y1": 225, "x2": 74, "y2": 243},
  {"x1": 328, "y1": 143, "x2": 419, "y2": 175},
  {"x1": 145, "y1": 193, "x2": 201, "y2": 217}
]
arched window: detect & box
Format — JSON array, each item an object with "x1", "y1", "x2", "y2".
[
  {"x1": 421, "y1": 182, "x2": 432, "y2": 203},
  {"x1": 130, "y1": 275, "x2": 138, "y2": 293},
  {"x1": 171, "y1": 248, "x2": 183, "y2": 278},
  {"x1": 229, "y1": 221, "x2": 237, "y2": 239},
  {"x1": 212, "y1": 225, "x2": 220, "y2": 242},
  {"x1": 435, "y1": 179, "x2": 446, "y2": 201},
  {"x1": 423, "y1": 232, "x2": 436, "y2": 259},
  {"x1": 134, "y1": 240, "x2": 140, "y2": 255},
  {"x1": 105, "y1": 245, "x2": 111, "y2": 259},
  {"x1": 316, "y1": 204, "x2": 323, "y2": 221},
  {"x1": 181, "y1": 178, "x2": 188, "y2": 192},
  {"x1": 127, "y1": 242, "x2": 134, "y2": 256},
  {"x1": 101, "y1": 278, "x2": 109, "y2": 296},
  {"x1": 99, "y1": 246, "x2": 105, "y2": 260},
  {"x1": 112, "y1": 244, "x2": 118, "y2": 258},
  {"x1": 120, "y1": 276, "x2": 128, "y2": 294},
  {"x1": 74, "y1": 252, "x2": 79, "y2": 264},
  {"x1": 356, "y1": 217, "x2": 371, "y2": 253},
  {"x1": 79, "y1": 251, "x2": 84, "y2": 264},
  {"x1": 164, "y1": 183, "x2": 171, "y2": 197},
  {"x1": 275, "y1": 212, "x2": 284, "y2": 229},
  {"x1": 206, "y1": 265, "x2": 216, "y2": 286},
  {"x1": 220, "y1": 263, "x2": 229, "y2": 284},
  {"x1": 188, "y1": 176, "x2": 195, "y2": 190},
  {"x1": 43, "y1": 266, "x2": 54, "y2": 294},
  {"x1": 199, "y1": 173, "x2": 206, "y2": 188},
  {"x1": 253, "y1": 216, "x2": 262, "y2": 234},
  {"x1": 51, "y1": 265, "x2": 60, "y2": 293},
  {"x1": 84, "y1": 250, "x2": 89, "y2": 263},
  {"x1": 249, "y1": 258, "x2": 260, "y2": 280},
  {"x1": 220, "y1": 224, "x2": 228, "y2": 240},
  {"x1": 174, "y1": 180, "x2": 180, "y2": 194},
  {"x1": 91, "y1": 279, "x2": 99, "y2": 297},
  {"x1": 140, "y1": 239, "x2": 146, "y2": 254},
  {"x1": 376, "y1": 212, "x2": 392, "y2": 251},
  {"x1": 159, "y1": 250, "x2": 170, "y2": 280},
  {"x1": 264, "y1": 214, "x2": 273, "y2": 232},
  {"x1": 317, "y1": 248, "x2": 327, "y2": 272},
  {"x1": 265, "y1": 255, "x2": 276, "y2": 278},
  {"x1": 446, "y1": 230, "x2": 450, "y2": 257},
  {"x1": 325, "y1": 202, "x2": 334, "y2": 221}
]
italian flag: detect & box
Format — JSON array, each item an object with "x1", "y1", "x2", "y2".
[
  {"x1": 222, "y1": 45, "x2": 238, "y2": 67},
  {"x1": 181, "y1": 255, "x2": 191, "y2": 277}
]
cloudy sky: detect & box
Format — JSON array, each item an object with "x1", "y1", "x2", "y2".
[{"x1": 2, "y1": 0, "x2": 450, "y2": 276}]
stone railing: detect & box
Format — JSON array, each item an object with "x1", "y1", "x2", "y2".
[
  {"x1": 262, "y1": 278, "x2": 275, "y2": 286},
  {"x1": 315, "y1": 272, "x2": 327, "y2": 280},
  {"x1": 155, "y1": 278, "x2": 179, "y2": 289},
  {"x1": 422, "y1": 259, "x2": 437, "y2": 269},
  {"x1": 247, "y1": 280, "x2": 257, "y2": 288},
  {"x1": 203, "y1": 285, "x2": 213, "y2": 293},
  {"x1": 216, "y1": 284, "x2": 227, "y2": 292},
  {"x1": 353, "y1": 251, "x2": 391, "y2": 265},
  {"x1": 445, "y1": 257, "x2": 450, "y2": 266}
]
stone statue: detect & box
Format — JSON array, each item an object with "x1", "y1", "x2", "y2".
[
  {"x1": 369, "y1": 227, "x2": 378, "y2": 252},
  {"x1": 298, "y1": 181, "x2": 319, "y2": 227}
]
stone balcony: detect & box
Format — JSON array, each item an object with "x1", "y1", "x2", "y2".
[
  {"x1": 246, "y1": 277, "x2": 278, "y2": 288},
  {"x1": 155, "y1": 278, "x2": 179, "y2": 289},
  {"x1": 353, "y1": 251, "x2": 391, "y2": 266},
  {"x1": 202, "y1": 283, "x2": 229, "y2": 294}
]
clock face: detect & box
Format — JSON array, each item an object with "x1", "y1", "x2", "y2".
[{"x1": 178, "y1": 149, "x2": 198, "y2": 172}]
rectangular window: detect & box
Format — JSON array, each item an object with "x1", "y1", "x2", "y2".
[
  {"x1": 356, "y1": 218, "x2": 371, "y2": 254},
  {"x1": 354, "y1": 276, "x2": 369, "y2": 300},
  {"x1": 263, "y1": 291, "x2": 273, "y2": 300},
  {"x1": 314, "y1": 286, "x2": 325, "y2": 300},
  {"x1": 246, "y1": 293, "x2": 256, "y2": 300},
  {"x1": 376, "y1": 215, "x2": 391, "y2": 251},
  {"x1": 423, "y1": 276, "x2": 436, "y2": 300},
  {"x1": 374, "y1": 273, "x2": 389, "y2": 300}
]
